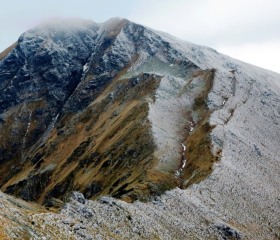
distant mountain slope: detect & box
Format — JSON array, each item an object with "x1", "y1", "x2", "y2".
[{"x1": 0, "y1": 18, "x2": 279, "y2": 239}]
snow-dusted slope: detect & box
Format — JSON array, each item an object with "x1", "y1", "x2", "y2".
[
  {"x1": 147, "y1": 31, "x2": 280, "y2": 238},
  {"x1": 133, "y1": 30, "x2": 280, "y2": 239},
  {"x1": 0, "y1": 18, "x2": 279, "y2": 239}
]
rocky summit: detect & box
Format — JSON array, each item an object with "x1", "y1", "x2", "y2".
[{"x1": 0, "y1": 18, "x2": 279, "y2": 239}]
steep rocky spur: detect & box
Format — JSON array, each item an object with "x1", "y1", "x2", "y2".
[{"x1": 0, "y1": 18, "x2": 215, "y2": 203}]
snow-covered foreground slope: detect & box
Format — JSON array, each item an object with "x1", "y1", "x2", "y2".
[{"x1": 0, "y1": 18, "x2": 279, "y2": 239}]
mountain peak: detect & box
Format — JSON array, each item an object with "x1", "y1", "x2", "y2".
[{"x1": 0, "y1": 18, "x2": 279, "y2": 239}]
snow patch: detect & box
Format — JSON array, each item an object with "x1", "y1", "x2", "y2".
[{"x1": 148, "y1": 75, "x2": 190, "y2": 171}]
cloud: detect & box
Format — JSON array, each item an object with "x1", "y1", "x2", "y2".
[
  {"x1": 129, "y1": 0, "x2": 280, "y2": 47},
  {"x1": 218, "y1": 41, "x2": 280, "y2": 73}
]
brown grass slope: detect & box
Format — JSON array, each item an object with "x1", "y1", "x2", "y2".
[{"x1": 2, "y1": 70, "x2": 179, "y2": 204}]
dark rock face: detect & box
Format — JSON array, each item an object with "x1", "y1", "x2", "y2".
[
  {"x1": 216, "y1": 224, "x2": 241, "y2": 240},
  {"x1": 0, "y1": 22, "x2": 96, "y2": 114},
  {"x1": 0, "y1": 21, "x2": 99, "y2": 167},
  {"x1": 5, "y1": 169, "x2": 53, "y2": 201},
  {"x1": 71, "y1": 192, "x2": 86, "y2": 204},
  {"x1": 0, "y1": 19, "x2": 127, "y2": 165}
]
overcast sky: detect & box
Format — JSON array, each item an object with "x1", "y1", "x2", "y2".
[{"x1": 1, "y1": 0, "x2": 279, "y2": 73}]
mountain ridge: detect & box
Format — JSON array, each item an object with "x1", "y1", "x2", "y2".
[{"x1": 0, "y1": 17, "x2": 279, "y2": 239}]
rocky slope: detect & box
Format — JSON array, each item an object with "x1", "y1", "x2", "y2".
[{"x1": 0, "y1": 18, "x2": 279, "y2": 239}]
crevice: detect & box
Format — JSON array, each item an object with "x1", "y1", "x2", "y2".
[
  {"x1": 230, "y1": 69, "x2": 237, "y2": 96},
  {"x1": 21, "y1": 110, "x2": 32, "y2": 162},
  {"x1": 179, "y1": 69, "x2": 218, "y2": 188}
]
